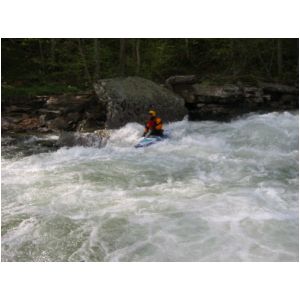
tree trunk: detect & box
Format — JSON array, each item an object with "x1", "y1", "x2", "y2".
[
  {"x1": 94, "y1": 38, "x2": 100, "y2": 80},
  {"x1": 77, "y1": 38, "x2": 92, "y2": 84},
  {"x1": 185, "y1": 38, "x2": 190, "y2": 60},
  {"x1": 256, "y1": 42, "x2": 272, "y2": 79},
  {"x1": 267, "y1": 39, "x2": 276, "y2": 75},
  {"x1": 135, "y1": 38, "x2": 141, "y2": 75},
  {"x1": 119, "y1": 38, "x2": 126, "y2": 76},
  {"x1": 50, "y1": 38, "x2": 56, "y2": 65},
  {"x1": 230, "y1": 39, "x2": 236, "y2": 75},
  {"x1": 38, "y1": 39, "x2": 45, "y2": 76},
  {"x1": 277, "y1": 39, "x2": 283, "y2": 78}
]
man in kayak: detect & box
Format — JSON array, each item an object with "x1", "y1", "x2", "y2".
[{"x1": 143, "y1": 110, "x2": 164, "y2": 137}]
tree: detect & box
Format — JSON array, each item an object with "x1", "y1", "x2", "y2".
[
  {"x1": 94, "y1": 38, "x2": 100, "y2": 80},
  {"x1": 50, "y1": 38, "x2": 56, "y2": 66},
  {"x1": 1, "y1": 38, "x2": 298, "y2": 89},
  {"x1": 277, "y1": 39, "x2": 283, "y2": 78},
  {"x1": 38, "y1": 39, "x2": 46, "y2": 77},
  {"x1": 77, "y1": 38, "x2": 92, "y2": 84},
  {"x1": 135, "y1": 38, "x2": 141, "y2": 75},
  {"x1": 119, "y1": 38, "x2": 126, "y2": 76},
  {"x1": 184, "y1": 38, "x2": 190, "y2": 60}
]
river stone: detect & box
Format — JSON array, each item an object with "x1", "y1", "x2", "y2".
[
  {"x1": 94, "y1": 76, "x2": 187, "y2": 128},
  {"x1": 47, "y1": 117, "x2": 70, "y2": 131},
  {"x1": 192, "y1": 84, "x2": 243, "y2": 98},
  {"x1": 58, "y1": 130, "x2": 110, "y2": 147},
  {"x1": 18, "y1": 117, "x2": 40, "y2": 130}
]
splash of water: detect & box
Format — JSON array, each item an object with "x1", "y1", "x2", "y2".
[{"x1": 1, "y1": 112, "x2": 298, "y2": 261}]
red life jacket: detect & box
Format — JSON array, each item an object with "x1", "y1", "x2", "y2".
[{"x1": 146, "y1": 120, "x2": 156, "y2": 129}]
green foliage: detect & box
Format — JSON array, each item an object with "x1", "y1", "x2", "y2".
[
  {"x1": 2, "y1": 84, "x2": 80, "y2": 98},
  {"x1": 1, "y1": 38, "x2": 298, "y2": 95}
]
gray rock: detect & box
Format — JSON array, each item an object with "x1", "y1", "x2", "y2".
[
  {"x1": 259, "y1": 82, "x2": 298, "y2": 95},
  {"x1": 280, "y1": 94, "x2": 298, "y2": 105},
  {"x1": 94, "y1": 76, "x2": 187, "y2": 128},
  {"x1": 192, "y1": 84, "x2": 243, "y2": 98},
  {"x1": 169, "y1": 77, "x2": 298, "y2": 121},
  {"x1": 47, "y1": 117, "x2": 70, "y2": 131},
  {"x1": 165, "y1": 75, "x2": 197, "y2": 89},
  {"x1": 67, "y1": 112, "x2": 81, "y2": 123},
  {"x1": 57, "y1": 130, "x2": 110, "y2": 147},
  {"x1": 46, "y1": 94, "x2": 94, "y2": 113}
]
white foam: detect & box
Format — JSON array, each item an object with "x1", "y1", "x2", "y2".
[{"x1": 1, "y1": 112, "x2": 299, "y2": 261}]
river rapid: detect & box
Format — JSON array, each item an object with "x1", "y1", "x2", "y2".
[{"x1": 1, "y1": 112, "x2": 299, "y2": 261}]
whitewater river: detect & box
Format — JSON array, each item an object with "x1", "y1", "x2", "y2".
[{"x1": 1, "y1": 112, "x2": 299, "y2": 261}]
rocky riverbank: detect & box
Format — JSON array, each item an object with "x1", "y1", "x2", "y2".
[
  {"x1": 165, "y1": 75, "x2": 299, "y2": 121},
  {"x1": 2, "y1": 76, "x2": 298, "y2": 136},
  {"x1": 2, "y1": 77, "x2": 187, "y2": 134},
  {"x1": 1, "y1": 92, "x2": 105, "y2": 133}
]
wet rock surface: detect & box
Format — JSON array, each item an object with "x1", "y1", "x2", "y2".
[
  {"x1": 57, "y1": 130, "x2": 111, "y2": 148},
  {"x1": 94, "y1": 76, "x2": 187, "y2": 128},
  {"x1": 2, "y1": 92, "x2": 105, "y2": 134},
  {"x1": 2, "y1": 76, "x2": 298, "y2": 136},
  {"x1": 165, "y1": 75, "x2": 299, "y2": 121},
  {"x1": 1, "y1": 130, "x2": 111, "y2": 158},
  {"x1": 1, "y1": 133, "x2": 60, "y2": 158}
]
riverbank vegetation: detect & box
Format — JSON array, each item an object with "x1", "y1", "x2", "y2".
[{"x1": 2, "y1": 38, "x2": 299, "y2": 97}]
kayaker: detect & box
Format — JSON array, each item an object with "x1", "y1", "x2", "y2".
[{"x1": 143, "y1": 110, "x2": 164, "y2": 137}]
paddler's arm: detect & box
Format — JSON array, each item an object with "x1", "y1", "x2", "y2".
[
  {"x1": 143, "y1": 128, "x2": 147, "y2": 137},
  {"x1": 143, "y1": 121, "x2": 151, "y2": 137}
]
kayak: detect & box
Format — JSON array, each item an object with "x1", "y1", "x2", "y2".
[{"x1": 134, "y1": 133, "x2": 169, "y2": 148}]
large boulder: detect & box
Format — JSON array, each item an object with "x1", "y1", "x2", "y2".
[{"x1": 94, "y1": 76, "x2": 187, "y2": 128}]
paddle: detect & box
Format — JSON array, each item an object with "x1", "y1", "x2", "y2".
[{"x1": 144, "y1": 130, "x2": 152, "y2": 138}]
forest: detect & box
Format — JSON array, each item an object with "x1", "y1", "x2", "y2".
[{"x1": 1, "y1": 38, "x2": 299, "y2": 96}]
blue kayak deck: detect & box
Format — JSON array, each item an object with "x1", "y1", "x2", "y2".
[{"x1": 135, "y1": 134, "x2": 168, "y2": 148}]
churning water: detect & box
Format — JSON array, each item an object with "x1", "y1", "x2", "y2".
[{"x1": 1, "y1": 112, "x2": 299, "y2": 261}]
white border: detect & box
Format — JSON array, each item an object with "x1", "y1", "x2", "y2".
[
  {"x1": 0, "y1": 0, "x2": 300, "y2": 37},
  {"x1": 0, "y1": 263, "x2": 299, "y2": 300},
  {"x1": 1, "y1": 1, "x2": 299, "y2": 300}
]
